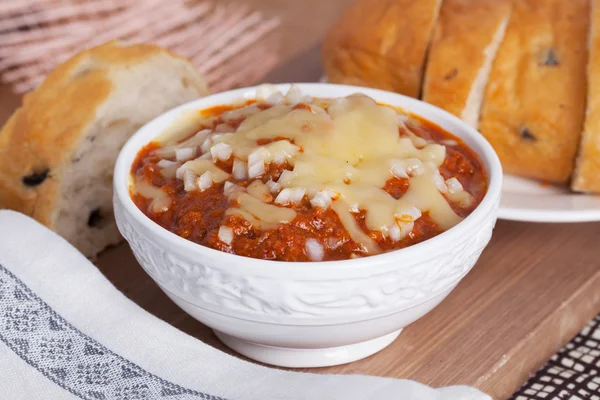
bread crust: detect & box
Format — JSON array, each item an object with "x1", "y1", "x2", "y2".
[
  {"x1": 0, "y1": 41, "x2": 209, "y2": 253},
  {"x1": 479, "y1": 0, "x2": 588, "y2": 183},
  {"x1": 323, "y1": 0, "x2": 442, "y2": 98},
  {"x1": 572, "y1": 0, "x2": 600, "y2": 193},
  {"x1": 422, "y1": 0, "x2": 511, "y2": 127}
]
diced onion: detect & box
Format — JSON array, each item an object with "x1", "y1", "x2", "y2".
[
  {"x1": 305, "y1": 239, "x2": 324, "y2": 261},
  {"x1": 197, "y1": 171, "x2": 214, "y2": 191},
  {"x1": 389, "y1": 160, "x2": 408, "y2": 179},
  {"x1": 310, "y1": 190, "x2": 334, "y2": 209},
  {"x1": 176, "y1": 166, "x2": 185, "y2": 180},
  {"x1": 275, "y1": 188, "x2": 305, "y2": 205},
  {"x1": 274, "y1": 188, "x2": 292, "y2": 204},
  {"x1": 396, "y1": 207, "x2": 422, "y2": 223},
  {"x1": 232, "y1": 159, "x2": 248, "y2": 179},
  {"x1": 157, "y1": 159, "x2": 177, "y2": 168},
  {"x1": 434, "y1": 170, "x2": 448, "y2": 193},
  {"x1": 290, "y1": 188, "x2": 306, "y2": 203},
  {"x1": 388, "y1": 224, "x2": 401, "y2": 242},
  {"x1": 218, "y1": 225, "x2": 234, "y2": 245},
  {"x1": 404, "y1": 158, "x2": 424, "y2": 176},
  {"x1": 388, "y1": 221, "x2": 415, "y2": 242},
  {"x1": 265, "y1": 179, "x2": 281, "y2": 193},
  {"x1": 285, "y1": 84, "x2": 303, "y2": 105},
  {"x1": 248, "y1": 147, "x2": 270, "y2": 165},
  {"x1": 175, "y1": 147, "x2": 196, "y2": 162},
  {"x1": 201, "y1": 137, "x2": 213, "y2": 154},
  {"x1": 424, "y1": 144, "x2": 447, "y2": 165},
  {"x1": 210, "y1": 143, "x2": 233, "y2": 161},
  {"x1": 401, "y1": 222, "x2": 415, "y2": 239},
  {"x1": 446, "y1": 177, "x2": 463, "y2": 193},
  {"x1": 256, "y1": 84, "x2": 280, "y2": 101},
  {"x1": 248, "y1": 160, "x2": 265, "y2": 178},
  {"x1": 405, "y1": 131, "x2": 428, "y2": 148},
  {"x1": 183, "y1": 169, "x2": 198, "y2": 192},
  {"x1": 444, "y1": 177, "x2": 473, "y2": 208}
]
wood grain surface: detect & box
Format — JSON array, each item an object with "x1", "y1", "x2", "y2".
[
  {"x1": 1, "y1": 1, "x2": 600, "y2": 399},
  {"x1": 95, "y1": 203, "x2": 600, "y2": 400}
]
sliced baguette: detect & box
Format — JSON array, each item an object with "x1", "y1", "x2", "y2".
[
  {"x1": 479, "y1": 0, "x2": 589, "y2": 183},
  {"x1": 422, "y1": 0, "x2": 511, "y2": 129},
  {"x1": 572, "y1": 0, "x2": 600, "y2": 193},
  {"x1": 0, "y1": 41, "x2": 210, "y2": 259},
  {"x1": 323, "y1": 0, "x2": 442, "y2": 98}
]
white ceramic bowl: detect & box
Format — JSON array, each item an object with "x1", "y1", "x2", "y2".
[{"x1": 113, "y1": 83, "x2": 502, "y2": 368}]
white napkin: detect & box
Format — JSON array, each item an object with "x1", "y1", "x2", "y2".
[{"x1": 0, "y1": 210, "x2": 491, "y2": 400}]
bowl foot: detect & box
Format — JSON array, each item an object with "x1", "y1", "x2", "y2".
[{"x1": 213, "y1": 329, "x2": 402, "y2": 368}]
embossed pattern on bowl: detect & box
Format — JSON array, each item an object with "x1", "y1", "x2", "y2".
[{"x1": 113, "y1": 83, "x2": 503, "y2": 367}]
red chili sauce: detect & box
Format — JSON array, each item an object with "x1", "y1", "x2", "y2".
[{"x1": 131, "y1": 102, "x2": 487, "y2": 261}]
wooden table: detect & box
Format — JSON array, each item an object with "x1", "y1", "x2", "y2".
[{"x1": 1, "y1": 1, "x2": 600, "y2": 399}]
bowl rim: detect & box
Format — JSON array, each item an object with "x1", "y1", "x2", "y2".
[{"x1": 114, "y1": 83, "x2": 503, "y2": 269}]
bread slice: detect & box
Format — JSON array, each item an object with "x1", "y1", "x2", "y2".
[
  {"x1": 572, "y1": 0, "x2": 600, "y2": 193},
  {"x1": 479, "y1": 0, "x2": 589, "y2": 183},
  {"x1": 422, "y1": 0, "x2": 511, "y2": 129},
  {"x1": 322, "y1": 0, "x2": 442, "y2": 98},
  {"x1": 0, "y1": 41, "x2": 210, "y2": 259}
]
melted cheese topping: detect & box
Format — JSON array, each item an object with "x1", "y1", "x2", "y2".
[
  {"x1": 178, "y1": 159, "x2": 230, "y2": 182},
  {"x1": 136, "y1": 86, "x2": 474, "y2": 255},
  {"x1": 131, "y1": 180, "x2": 172, "y2": 213},
  {"x1": 226, "y1": 193, "x2": 296, "y2": 230},
  {"x1": 208, "y1": 94, "x2": 462, "y2": 252}
]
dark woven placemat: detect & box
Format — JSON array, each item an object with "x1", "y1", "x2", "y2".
[{"x1": 511, "y1": 315, "x2": 600, "y2": 400}]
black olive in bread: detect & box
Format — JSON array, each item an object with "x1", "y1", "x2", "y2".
[{"x1": 0, "y1": 41, "x2": 210, "y2": 259}]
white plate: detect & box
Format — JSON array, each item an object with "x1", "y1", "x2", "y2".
[{"x1": 499, "y1": 175, "x2": 600, "y2": 223}]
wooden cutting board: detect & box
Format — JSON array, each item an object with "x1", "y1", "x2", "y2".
[
  {"x1": 1, "y1": 1, "x2": 599, "y2": 399},
  {"x1": 96, "y1": 44, "x2": 600, "y2": 398},
  {"x1": 98, "y1": 45, "x2": 600, "y2": 399},
  {"x1": 95, "y1": 216, "x2": 600, "y2": 400}
]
